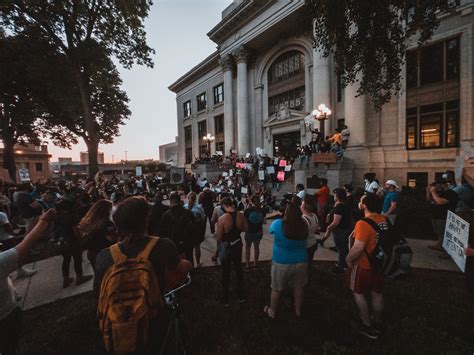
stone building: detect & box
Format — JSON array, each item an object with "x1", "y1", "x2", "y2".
[
  {"x1": 0, "y1": 143, "x2": 52, "y2": 182},
  {"x1": 169, "y1": 0, "x2": 474, "y2": 189},
  {"x1": 159, "y1": 138, "x2": 178, "y2": 165}
]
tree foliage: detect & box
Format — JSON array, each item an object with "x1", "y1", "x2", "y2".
[
  {"x1": 1, "y1": 0, "x2": 155, "y2": 177},
  {"x1": 305, "y1": 0, "x2": 453, "y2": 109}
]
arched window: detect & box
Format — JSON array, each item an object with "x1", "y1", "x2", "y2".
[{"x1": 268, "y1": 51, "x2": 305, "y2": 115}]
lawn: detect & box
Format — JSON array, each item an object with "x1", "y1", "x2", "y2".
[{"x1": 20, "y1": 262, "x2": 474, "y2": 354}]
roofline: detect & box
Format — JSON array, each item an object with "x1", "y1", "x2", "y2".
[{"x1": 168, "y1": 51, "x2": 221, "y2": 93}]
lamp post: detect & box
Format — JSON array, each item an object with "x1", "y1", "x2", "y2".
[
  {"x1": 203, "y1": 133, "x2": 215, "y2": 156},
  {"x1": 312, "y1": 103, "x2": 332, "y2": 141}
]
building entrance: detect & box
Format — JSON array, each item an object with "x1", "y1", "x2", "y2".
[{"x1": 273, "y1": 131, "x2": 301, "y2": 158}]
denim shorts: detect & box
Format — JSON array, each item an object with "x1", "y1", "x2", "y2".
[{"x1": 244, "y1": 232, "x2": 263, "y2": 243}]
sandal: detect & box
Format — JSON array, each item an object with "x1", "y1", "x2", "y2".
[{"x1": 264, "y1": 305, "x2": 275, "y2": 319}]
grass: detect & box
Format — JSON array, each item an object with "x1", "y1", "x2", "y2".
[{"x1": 20, "y1": 262, "x2": 474, "y2": 354}]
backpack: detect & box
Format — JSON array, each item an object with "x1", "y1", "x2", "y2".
[{"x1": 98, "y1": 237, "x2": 162, "y2": 354}]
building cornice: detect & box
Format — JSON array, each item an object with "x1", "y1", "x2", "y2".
[
  {"x1": 168, "y1": 51, "x2": 221, "y2": 93},
  {"x1": 207, "y1": 0, "x2": 277, "y2": 45}
]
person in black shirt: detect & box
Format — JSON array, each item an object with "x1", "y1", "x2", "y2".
[
  {"x1": 323, "y1": 188, "x2": 353, "y2": 273},
  {"x1": 427, "y1": 179, "x2": 459, "y2": 251},
  {"x1": 148, "y1": 192, "x2": 169, "y2": 236},
  {"x1": 244, "y1": 195, "x2": 265, "y2": 271}
]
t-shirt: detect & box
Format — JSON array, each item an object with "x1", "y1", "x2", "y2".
[
  {"x1": 94, "y1": 237, "x2": 180, "y2": 297},
  {"x1": 0, "y1": 248, "x2": 19, "y2": 320},
  {"x1": 13, "y1": 191, "x2": 41, "y2": 219},
  {"x1": 382, "y1": 191, "x2": 400, "y2": 215},
  {"x1": 316, "y1": 186, "x2": 330, "y2": 207},
  {"x1": 0, "y1": 212, "x2": 13, "y2": 241},
  {"x1": 269, "y1": 219, "x2": 307, "y2": 264},
  {"x1": 331, "y1": 203, "x2": 352, "y2": 230},
  {"x1": 453, "y1": 184, "x2": 473, "y2": 213},
  {"x1": 244, "y1": 207, "x2": 264, "y2": 234},
  {"x1": 341, "y1": 128, "x2": 350, "y2": 140},
  {"x1": 296, "y1": 190, "x2": 305, "y2": 199},
  {"x1": 365, "y1": 181, "x2": 380, "y2": 193},
  {"x1": 302, "y1": 213, "x2": 319, "y2": 248},
  {"x1": 331, "y1": 133, "x2": 342, "y2": 144},
  {"x1": 351, "y1": 214, "x2": 386, "y2": 270},
  {"x1": 430, "y1": 189, "x2": 459, "y2": 220}
]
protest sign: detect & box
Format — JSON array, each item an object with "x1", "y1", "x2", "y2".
[
  {"x1": 216, "y1": 151, "x2": 223, "y2": 156},
  {"x1": 241, "y1": 187, "x2": 248, "y2": 194},
  {"x1": 229, "y1": 169, "x2": 233, "y2": 177},
  {"x1": 266, "y1": 166, "x2": 275, "y2": 174},
  {"x1": 258, "y1": 170, "x2": 265, "y2": 181},
  {"x1": 245, "y1": 153, "x2": 250, "y2": 158},
  {"x1": 274, "y1": 158, "x2": 279, "y2": 165},
  {"x1": 170, "y1": 167, "x2": 185, "y2": 184},
  {"x1": 222, "y1": 172, "x2": 228, "y2": 177},
  {"x1": 229, "y1": 189, "x2": 234, "y2": 195},
  {"x1": 236, "y1": 163, "x2": 244, "y2": 169},
  {"x1": 228, "y1": 180, "x2": 232, "y2": 187},
  {"x1": 18, "y1": 168, "x2": 30, "y2": 182},
  {"x1": 277, "y1": 171, "x2": 285, "y2": 182},
  {"x1": 443, "y1": 211, "x2": 469, "y2": 272},
  {"x1": 135, "y1": 165, "x2": 143, "y2": 176},
  {"x1": 279, "y1": 160, "x2": 287, "y2": 167},
  {"x1": 256, "y1": 147, "x2": 262, "y2": 156},
  {"x1": 284, "y1": 165, "x2": 292, "y2": 172}
]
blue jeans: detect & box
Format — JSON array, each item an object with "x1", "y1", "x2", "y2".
[{"x1": 333, "y1": 228, "x2": 351, "y2": 268}]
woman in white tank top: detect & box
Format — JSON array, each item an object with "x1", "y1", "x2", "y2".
[{"x1": 301, "y1": 198, "x2": 319, "y2": 271}]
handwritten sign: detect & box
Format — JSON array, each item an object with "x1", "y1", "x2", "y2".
[
  {"x1": 274, "y1": 158, "x2": 279, "y2": 165},
  {"x1": 443, "y1": 211, "x2": 469, "y2": 272},
  {"x1": 241, "y1": 187, "x2": 248, "y2": 194},
  {"x1": 279, "y1": 160, "x2": 287, "y2": 167},
  {"x1": 258, "y1": 170, "x2": 265, "y2": 181},
  {"x1": 256, "y1": 147, "x2": 262, "y2": 156},
  {"x1": 245, "y1": 153, "x2": 250, "y2": 158},
  {"x1": 266, "y1": 166, "x2": 275, "y2": 174},
  {"x1": 277, "y1": 171, "x2": 285, "y2": 182},
  {"x1": 229, "y1": 169, "x2": 233, "y2": 177},
  {"x1": 216, "y1": 151, "x2": 223, "y2": 156},
  {"x1": 284, "y1": 165, "x2": 292, "y2": 172},
  {"x1": 312, "y1": 153, "x2": 337, "y2": 164},
  {"x1": 222, "y1": 172, "x2": 228, "y2": 177}
]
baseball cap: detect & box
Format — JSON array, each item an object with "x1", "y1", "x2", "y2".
[{"x1": 385, "y1": 180, "x2": 399, "y2": 188}]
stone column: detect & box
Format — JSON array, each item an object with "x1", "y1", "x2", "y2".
[
  {"x1": 254, "y1": 84, "x2": 264, "y2": 150},
  {"x1": 344, "y1": 76, "x2": 366, "y2": 147},
  {"x1": 236, "y1": 46, "x2": 250, "y2": 156},
  {"x1": 312, "y1": 49, "x2": 331, "y2": 137},
  {"x1": 221, "y1": 54, "x2": 235, "y2": 155}
]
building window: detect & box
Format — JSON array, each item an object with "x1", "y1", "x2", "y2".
[
  {"x1": 214, "y1": 114, "x2": 224, "y2": 153},
  {"x1": 268, "y1": 51, "x2": 304, "y2": 84},
  {"x1": 198, "y1": 120, "x2": 207, "y2": 139},
  {"x1": 337, "y1": 118, "x2": 345, "y2": 131},
  {"x1": 213, "y1": 84, "x2": 224, "y2": 105},
  {"x1": 406, "y1": 100, "x2": 459, "y2": 150},
  {"x1": 268, "y1": 86, "x2": 305, "y2": 115},
  {"x1": 183, "y1": 100, "x2": 191, "y2": 118},
  {"x1": 215, "y1": 141, "x2": 224, "y2": 153},
  {"x1": 406, "y1": 36, "x2": 460, "y2": 88},
  {"x1": 184, "y1": 126, "x2": 192, "y2": 164},
  {"x1": 336, "y1": 74, "x2": 344, "y2": 102},
  {"x1": 35, "y1": 163, "x2": 43, "y2": 172},
  {"x1": 197, "y1": 92, "x2": 207, "y2": 111},
  {"x1": 199, "y1": 145, "x2": 207, "y2": 157}
]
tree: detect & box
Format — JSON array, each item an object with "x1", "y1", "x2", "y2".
[
  {"x1": 0, "y1": 32, "x2": 44, "y2": 182},
  {"x1": 1, "y1": 1, "x2": 154, "y2": 177},
  {"x1": 305, "y1": 0, "x2": 453, "y2": 109}
]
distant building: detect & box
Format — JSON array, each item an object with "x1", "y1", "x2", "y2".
[
  {"x1": 159, "y1": 137, "x2": 178, "y2": 166},
  {"x1": 80, "y1": 151, "x2": 105, "y2": 164},
  {"x1": 0, "y1": 143, "x2": 52, "y2": 182}
]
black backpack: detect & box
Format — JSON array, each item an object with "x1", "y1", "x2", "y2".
[{"x1": 361, "y1": 217, "x2": 397, "y2": 274}]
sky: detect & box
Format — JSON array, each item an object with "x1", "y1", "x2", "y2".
[{"x1": 48, "y1": 0, "x2": 231, "y2": 163}]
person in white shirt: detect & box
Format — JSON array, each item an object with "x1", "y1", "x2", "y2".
[
  {"x1": 364, "y1": 173, "x2": 380, "y2": 194},
  {"x1": 301, "y1": 197, "x2": 319, "y2": 272},
  {"x1": 296, "y1": 184, "x2": 306, "y2": 199},
  {"x1": 341, "y1": 125, "x2": 350, "y2": 149}
]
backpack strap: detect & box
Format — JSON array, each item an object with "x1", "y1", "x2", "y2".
[
  {"x1": 110, "y1": 243, "x2": 128, "y2": 265},
  {"x1": 360, "y1": 217, "x2": 382, "y2": 235},
  {"x1": 137, "y1": 236, "x2": 160, "y2": 262}
]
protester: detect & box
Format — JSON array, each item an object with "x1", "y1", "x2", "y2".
[
  {"x1": 94, "y1": 196, "x2": 192, "y2": 353},
  {"x1": 13, "y1": 183, "x2": 42, "y2": 247},
  {"x1": 301, "y1": 197, "x2": 319, "y2": 271},
  {"x1": 211, "y1": 201, "x2": 226, "y2": 263},
  {"x1": 215, "y1": 197, "x2": 247, "y2": 305},
  {"x1": 315, "y1": 178, "x2": 330, "y2": 218},
  {"x1": 0, "y1": 209, "x2": 56, "y2": 355},
  {"x1": 323, "y1": 188, "x2": 353, "y2": 273},
  {"x1": 56, "y1": 199, "x2": 93, "y2": 288},
  {"x1": 264, "y1": 201, "x2": 308, "y2": 318},
  {"x1": 185, "y1": 192, "x2": 206, "y2": 267},
  {"x1": 453, "y1": 177, "x2": 474, "y2": 215},
  {"x1": 244, "y1": 195, "x2": 265, "y2": 271},
  {"x1": 199, "y1": 186, "x2": 216, "y2": 234},
  {"x1": 78, "y1": 200, "x2": 116, "y2": 270},
  {"x1": 341, "y1": 125, "x2": 350, "y2": 149},
  {"x1": 346, "y1": 193, "x2": 385, "y2": 340},
  {"x1": 160, "y1": 192, "x2": 195, "y2": 262},
  {"x1": 426, "y1": 179, "x2": 459, "y2": 252},
  {"x1": 380, "y1": 180, "x2": 400, "y2": 225},
  {"x1": 148, "y1": 192, "x2": 169, "y2": 236},
  {"x1": 296, "y1": 183, "x2": 306, "y2": 199},
  {"x1": 364, "y1": 173, "x2": 380, "y2": 193}
]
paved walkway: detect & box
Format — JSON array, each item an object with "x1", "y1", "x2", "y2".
[{"x1": 13, "y1": 223, "x2": 459, "y2": 311}]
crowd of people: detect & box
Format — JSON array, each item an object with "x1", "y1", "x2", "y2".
[{"x1": 1, "y1": 161, "x2": 474, "y2": 353}]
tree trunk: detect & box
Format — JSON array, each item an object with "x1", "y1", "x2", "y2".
[
  {"x1": 2, "y1": 139, "x2": 17, "y2": 183},
  {"x1": 86, "y1": 138, "x2": 99, "y2": 178}
]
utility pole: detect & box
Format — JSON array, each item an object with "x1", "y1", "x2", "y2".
[{"x1": 125, "y1": 151, "x2": 128, "y2": 161}]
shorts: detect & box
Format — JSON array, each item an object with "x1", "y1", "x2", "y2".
[
  {"x1": 348, "y1": 265, "x2": 384, "y2": 294},
  {"x1": 271, "y1": 262, "x2": 308, "y2": 291},
  {"x1": 245, "y1": 232, "x2": 263, "y2": 243}
]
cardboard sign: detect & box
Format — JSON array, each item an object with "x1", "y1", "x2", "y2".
[
  {"x1": 241, "y1": 187, "x2": 248, "y2": 194},
  {"x1": 266, "y1": 166, "x2": 275, "y2": 174},
  {"x1": 216, "y1": 151, "x2": 223, "y2": 156},
  {"x1": 258, "y1": 170, "x2": 265, "y2": 181},
  {"x1": 18, "y1": 168, "x2": 30, "y2": 182},
  {"x1": 245, "y1": 163, "x2": 253, "y2": 170},
  {"x1": 312, "y1": 153, "x2": 337, "y2": 164},
  {"x1": 245, "y1": 153, "x2": 250, "y2": 158},
  {"x1": 277, "y1": 171, "x2": 285, "y2": 182},
  {"x1": 279, "y1": 160, "x2": 287, "y2": 167},
  {"x1": 443, "y1": 211, "x2": 469, "y2": 272},
  {"x1": 284, "y1": 165, "x2": 292, "y2": 172}
]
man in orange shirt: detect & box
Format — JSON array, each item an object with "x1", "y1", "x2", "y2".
[
  {"x1": 346, "y1": 193, "x2": 385, "y2": 340},
  {"x1": 315, "y1": 178, "x2": 329, "y2": 218}
]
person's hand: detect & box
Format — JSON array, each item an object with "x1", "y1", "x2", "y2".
[
  {"x1": 464, "y1": 247, "x2": 474, "y2": 257},
  {"x1": 39, "y1": 209, "x2": 56, "y2": 223},
  {"x1": 346, "y1": 257, "x2": 353, "y2": 269},
  {"x1": 324, "y1": 232, "x2": 330, "y2": 240},
  {"x1": 429, "y1": 186, "x2": 437, "y2": 194}
]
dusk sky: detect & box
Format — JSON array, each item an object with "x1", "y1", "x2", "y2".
[{"x1": 48, "y1": 0, "x2": 230, "y2": 163}]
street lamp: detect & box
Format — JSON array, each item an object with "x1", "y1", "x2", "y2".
[
  {"x1": 203, "y1": 133, "x2": 215, "y2": 155},
  {"x1": 312, "y1": 103, "x2": 332, "y2": 140}
]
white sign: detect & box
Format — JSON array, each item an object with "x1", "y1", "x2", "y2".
[
  {"x1": 284, "y1": 165, "x2": 292, "y2": 172},
  {"x1": 216, "y1": 150, "x2": 223, "y2": 156},
  {"x1": 245, "y1": 153, "x2": 250, "y2": 158},
  {"x1": 274, "y1": 158, "x2": 279, "y2": 165},
  {"x1": 222, "y1": 172, "x2": 228, "y2": 177},
  {"x1": 229, "y1": 169, "x2": 233, "y2": 177},
  {"x1": 454, "y1": 156, "x2": 463, "y2": 186},
  {"x1": 18, "y1": 168, "x2": 30, "y2": 182},
  {"x1": 228, "y1": 180, "x2": 232, "y2": 187},
  {"x1": 258, "y1": 170, "x2": 265, "y2": 181},
  {"x1": 443, "y1": 211, "x2": 469, "y2": 273},
  {"x1": 241, "y1": 187, "x2": 248, "y2": 194},
  {"x1": 135, "y1": 165, "x2": 143, "y2": 176},
  {"x1": 256, "y1": 147, "x2": 262, "y2": 156},
  {"x1": 266, "y1": 166, "x2": 275, "y2": 174}
]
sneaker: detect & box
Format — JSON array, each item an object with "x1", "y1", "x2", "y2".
[
  {"x1": 75, "y1": 275, "x2": 93, "y2": 286},
  {"x1": 358, "y1": 324, "x2": 378, "y2": 340},
  {"x1": 63, "y1": 277, "x2": 74, "y2": 288},
  {"x1": 16, "y1": 267, "x2": 37, "y2": 279}
]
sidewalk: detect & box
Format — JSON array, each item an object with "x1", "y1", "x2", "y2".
[{"x1": 13, "y1": 223, "x2": 459, "y2": 311}]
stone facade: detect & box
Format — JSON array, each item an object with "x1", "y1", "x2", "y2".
[
  {"x1": 0, "y1": 144, "x2": 52, "y2": 182},
  {"x1": 169, "y1": 0, "x2": 474, "y2": 190},
  {"x1": 159, "y1": 138, "x2": 178, "y2": 165}
]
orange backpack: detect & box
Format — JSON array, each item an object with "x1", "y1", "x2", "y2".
[{"x1": 97, "y1": 237, "x2": 162, "y2": 354}]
